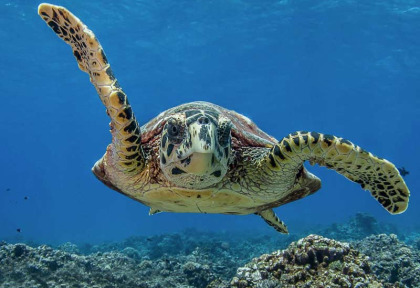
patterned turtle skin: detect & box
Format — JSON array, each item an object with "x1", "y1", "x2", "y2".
[{"x1": 38, "y1": 3, "x2": 410, "y2": 233}]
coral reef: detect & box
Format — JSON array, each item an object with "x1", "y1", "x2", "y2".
[
  {"x1": 1, "y1": 214, "x2": 419, "y2": 288},
  {"x1": 0, "y1": 240, "x2": 217, "y2": 288},
  {"x1": 75, "y1": 230, "x2": 299, "y2": 280},
  {"x1": 212, "y1": 235, "x2": 396, "y2": 288},
  {"x1": 354, "y1": 234, "x2": 420, "y2": 287},
  {"x1": 318, "y1": 212, "x2": 400, "y2": 241},
  {"x1": 3, "y1": 234, "x2": 414, "y2": 288},
  {"x1": 0, "y1": 230, "x2": 295, "y2": 288}
]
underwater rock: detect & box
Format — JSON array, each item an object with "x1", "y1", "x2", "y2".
[
  {"x1": 354, "y1": 234, "x2": 420, "y2": 287},
  {"x1": 213, "y1": 235, "x2": 397, "y2": 288}
]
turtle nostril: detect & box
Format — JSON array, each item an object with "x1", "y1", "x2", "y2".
[{"x1": 198, "y1": 116, "x2": 210, "y2": 125}]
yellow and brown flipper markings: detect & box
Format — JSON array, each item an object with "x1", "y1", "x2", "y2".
[
  {"x1": 267, "y1": 131, "x2": 410, "y2": 214},
  {"x1": 38, "y1": 4, "x2": 144, "y2": 172},
  {"x1": 256, "y1": 209, "x2": 288, "y2": 234}
]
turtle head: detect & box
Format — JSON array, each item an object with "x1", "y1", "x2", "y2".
[{"x1": 160, "y1": 110, "x2": 232, "y2": 189}]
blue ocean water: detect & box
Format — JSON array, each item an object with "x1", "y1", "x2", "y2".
[{"x1": 0, "y1": 0, "x2": 418, "y2": 245}]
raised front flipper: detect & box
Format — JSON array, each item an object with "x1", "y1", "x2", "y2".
[
  {"x1": 38, "y1": 4, "x2": 144, "y2": 173},
  {"x1": 266, "y1": 131, "x2": 410, "y2": 214}
]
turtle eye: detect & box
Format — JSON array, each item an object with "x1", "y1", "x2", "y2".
[
  {"x1": 168, "y1": 123, "x2": 179, "y2": 137},
  {"x1": 166, "y1": 118, "x2": 184, "y2": 144}
]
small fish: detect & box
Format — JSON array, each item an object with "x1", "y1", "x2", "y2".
[
  {"x1": 24, "y1": 196, "x2": 28, "y2": 200},
  {"x1": 398, "y1": 167, "x2": 409, "y2": 177},
  {"x1": 6, "y1": 188, "x2": 10, "y2": 192},
  {"x1": 16, "y1": 228, "x2": 21, "y2": 233}
]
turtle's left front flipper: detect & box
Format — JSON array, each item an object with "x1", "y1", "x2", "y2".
[
  {"x1": 38, "y1": 4, "x2": 144, "y2": 173},
  {"x1": 266, "y1": 131, "x2": 410, "y2": 214}
]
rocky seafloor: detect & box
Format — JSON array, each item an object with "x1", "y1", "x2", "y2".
[{"x1": 1, "y1": 213, "x2": 419, "y2": 288}]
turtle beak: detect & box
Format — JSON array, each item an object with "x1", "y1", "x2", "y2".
[
  {"x1": 188, "y1": 117, "x2": 217, "y2": 154},
  {"x1": 178, "y1": 116, "x2": 218, "y2": 175}
]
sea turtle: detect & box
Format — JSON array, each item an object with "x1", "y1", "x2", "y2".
[{"x1": 38, "y1": 4, "x2": 410, "y2": 233}]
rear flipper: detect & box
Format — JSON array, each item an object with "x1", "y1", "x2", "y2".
[
  {"x1": 256, "y1": 209, "x2": 288, "y2": 234},
  {"x1": 266, "y1": 131, "x2": 410, "y2": 214}
]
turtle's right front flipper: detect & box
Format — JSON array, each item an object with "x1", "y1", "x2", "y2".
[{"x1": 38, "y1": 4, "x2": 144, "y2": 173}]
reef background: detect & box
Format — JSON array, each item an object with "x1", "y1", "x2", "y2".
[
  {"x1": 0, "y1": 0, "x2": 419, "y2": 265},
  {"x1": 1, "y1": 214, "x2": 420, "y2": 287}
]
